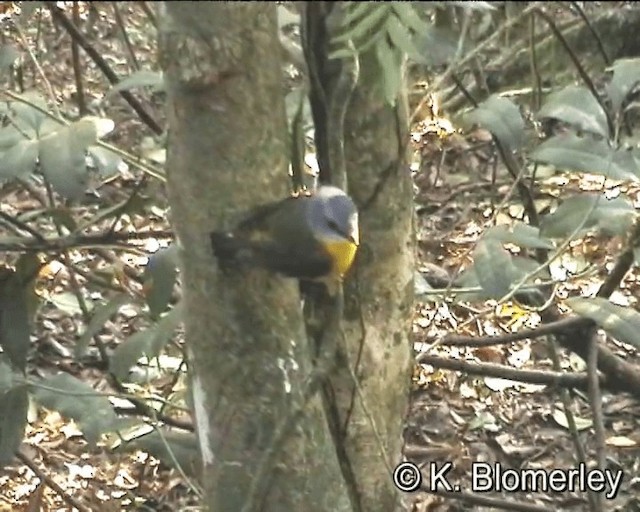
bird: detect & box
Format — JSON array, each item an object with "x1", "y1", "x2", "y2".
[{"x1": 210, "y1": 186, "x2": 359, "y2": 288}]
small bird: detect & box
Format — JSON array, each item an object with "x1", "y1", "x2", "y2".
[{"x1": 210, "y1": 186, "x2": 359, "y2": 287}]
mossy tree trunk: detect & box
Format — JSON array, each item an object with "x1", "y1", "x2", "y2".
[{"x1": 158, "y1": 4, "x2": 351, "y2": 511}]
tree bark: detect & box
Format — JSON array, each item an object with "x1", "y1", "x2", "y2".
[
  {"x1": 304, "y1": 6, "x2": 415, "y2": 511},
  {"x1": 158, "y1": 4, "x2": 351, "y2": 511}
]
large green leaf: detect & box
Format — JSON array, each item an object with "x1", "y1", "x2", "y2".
[
  {"x1": 531, "y1": 133, "x2": 639, "y2": 181},
  {"x1": 11, "y1": 92, "x2": 48, "y2": 133},
  {"x1": 32, "y1": 373, "x2": 118, "y2": 445},
  {"x1": 540, "y1": 194, "x2": 636, "y2": 238},
  {"x1": 38, "y1": 118, "x2": 98, "y2": 199},
  {"x1": 606, "y1": 58, "x2": 640, "y2": 115},
  {"x1": 538, "y1": 85, "x2": 609, "y2": 138},
  {"x1": 0, "y1": 138, "x2": 39, "y2": 180},
  {"x1": 0, "y1": 384, "x2": 29, "y2": 466},
  {"x1": 484, "y1": 222, "x2": 555, "y2": 250},
  {"x1": 472, "y1": 238, "x2": 515, "y2": 299},
  {"x1": 0, "y1": 268, "x2": 32, "y2": 371},
  {"x1": 87, "y1": 145, "x2": 123, "y2": 177},
  {"x1": 463, "y1": 95, "x2": 525, "y2": 153},
  {"x1": 566, "y1": 297, "x2": 640, "y2": 349}
]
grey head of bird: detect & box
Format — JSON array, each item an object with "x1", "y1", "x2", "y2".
[{"x1": 305, "y1": 186, "x2": 359, "y2": 245}]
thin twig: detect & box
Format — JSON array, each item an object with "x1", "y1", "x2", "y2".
[{"x1": 71, "y1": 2, "x2": 87, "y2": 116}]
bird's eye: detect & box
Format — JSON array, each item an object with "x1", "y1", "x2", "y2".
[{"x1": 327, "y1": 220, "x2": 339, "y2": 231}]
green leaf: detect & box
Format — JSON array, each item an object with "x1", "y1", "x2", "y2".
[
  {"x1": 333, "y1": 4, "x2": 391, "y2": 45},
  {"x1": 473, "y1": 238, "x2": 515, "y2": 299},
  {"x1": 328, "y1": 47, "x2": 359, "y2": 60},
  {"x1": 390, "y1": 2, "x2": 432, "y2": 34},
  {"x1": 75, "y1": 293, "x2": 131, "y2": 358},
  {"x1": 0, "y1": 268, "x2": 32, "y2": 371},
  {"x1": 144, "y1": 246, "x2": 179, "y2": 319},
  {"x1": 606, "y1": 58, "x2": 640, "y2": 115},
  {"x1": 463, "y1": 95, "x2": 525, "y2": 152},
  {"x1": 107, "y1": 70, "x2": 165, "y2": 97},
  {"x1": 385, "y1": 15, "x2": 425, "y2": 63},
  {"x1": 48, "y1": 292, "x2": 86, "y2": 316},
  {"x1": 33, "y1": 373, "x2": 118, "y2": 445},
  {"x1": 0, "y1": 138, "x2": 39, "y2": 180},
  {"x1": 531, "y1": 133, "x2": 639, "y2": 181},
  {"x1": 565, "y1": 297, "x2": 640, "y2": 349},
  {"x1": 540, "y1": 194, "x2": 636, "y2": 239},
  {"x1": 0, "y1": 384, "x2": 29, "y2": 466},
  {"x1": 11, "y1": 92, "x2": 48, "y2": 133},
  {"x1": 87, "y1": 145, "x2": 123, "y2": 177},
  {"x1": 375, "y1": 37, "x2": 401, "y2": 106},
  {"x1": 38, "y1": 118, "x2": 98, "y2": 199},
  {"x1": 0, "y1": 126, "x2": 25, "y2": 151},
  {"x1": 340, "y1": 2, "x2": 376, "y2": 27},
  {"x1": 0, "y1": 44, "x2": 19, "y2": 73},
  {"x1": 484, "y1": 223, "x2": 555, "y2": 250},
  {"x1": 444, "y1": 1, "x2": 495, "y2": 10},
  {"x1": 110, "y1": 304, "x2": 183, "y2": 380},
  {"x1": 538, "y1": 85, "x2": 609, "y2": 138}
]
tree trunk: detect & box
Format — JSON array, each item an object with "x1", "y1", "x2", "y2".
[
  {"x1": 158, "y1": 4, "x2": 351, "y2": 511},
  {"x1": 304, "y1": 6, "x2": 415, "y2": 511}
]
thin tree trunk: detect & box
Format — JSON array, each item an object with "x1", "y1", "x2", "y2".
[{"x1": 304, "y1": 6, "x2": 415, "y2": 511}]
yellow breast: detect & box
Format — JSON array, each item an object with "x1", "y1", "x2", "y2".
[{"x1": 322, "y1": 240, "x2": 358, "y2": 278}]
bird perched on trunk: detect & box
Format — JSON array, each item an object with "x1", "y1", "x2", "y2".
[{"x1": 210, "y1": 186, "x2": 359, "y2": 289}]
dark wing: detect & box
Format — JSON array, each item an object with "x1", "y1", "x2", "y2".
[
  {"x1": 211, "y1": 194, "x2": 333, "y2": 279},
  {"x1": 210, "y1": 232, "x2": 332, "y2": 279}
]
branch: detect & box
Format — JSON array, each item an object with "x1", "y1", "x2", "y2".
[
  {"x1": 16, "y1": 450, "x2": 91, "y2": 512},
  {"x1": 45, "y1": 3, "x2": 163, "y2": 135},
  {"x1": 418, "y1": 353, "x2": 596, "y2": 389}
]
